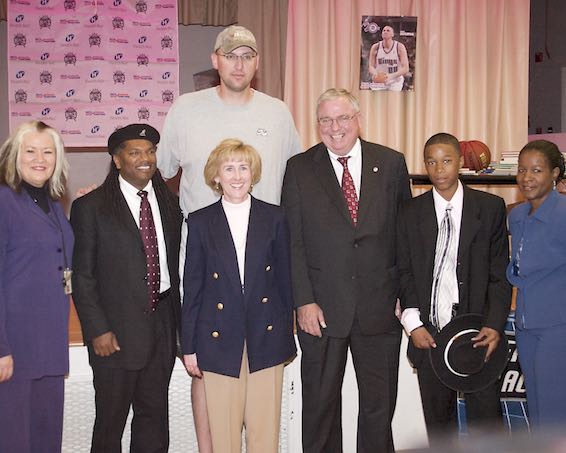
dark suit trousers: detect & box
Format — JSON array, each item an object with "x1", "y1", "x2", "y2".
[
  {"x1": 416, "y1": 353, "x2": 503, "y2": 448},
  {"x1": 90, "y1": 296, "x2": 176, "y2": 453},
  {"x1": 299, "y1": 317, "x2": 401, "y2": 453}
]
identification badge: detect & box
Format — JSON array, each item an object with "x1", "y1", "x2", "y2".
[{"x1": 63, "y1": 268, "x2": 73, "y2": 295}]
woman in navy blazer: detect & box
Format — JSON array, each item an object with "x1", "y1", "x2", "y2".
[
  {"x1": 508, "y1": 140, "x2": 566, "y2": 429},
  {"x1": 0, "y1": 121, "x2": 74, "y2": 453},
  {"x1": 181, "y1": 139, "x2": 296, "y2": 453}
]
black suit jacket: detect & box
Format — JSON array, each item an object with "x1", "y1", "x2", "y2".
[
  {"x1": 281, "y1": 139, "x2": 411, "y2": 338},
  {"x1": 397, "y1": 186, "x2": 512, "y2": 366},
  {"x1": 70, "y1": 180, "x2": 182, "y2": 370}
]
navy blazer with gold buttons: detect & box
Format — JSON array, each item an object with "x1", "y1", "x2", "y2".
[{"x1": 181, "y1": 196, "x2": 296, "y2": 378}]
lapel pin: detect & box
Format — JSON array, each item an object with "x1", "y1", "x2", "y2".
[{"x1": 373, "y1": 166, "x2": 379, "y2": 173}]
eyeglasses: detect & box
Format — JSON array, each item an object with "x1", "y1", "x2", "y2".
[
  {"x1": 216, "y1": 52, "x2": 257, "y2": 64},
  {"x1": 318, "y1": 113, "x2": 358, "y2": 128}
]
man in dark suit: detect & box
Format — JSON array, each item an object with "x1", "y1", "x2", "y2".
[
  {"x1": 281, "y1": 88, "x2": 411, "y2": 453},
  {"x1": 71, "y1": 124, "x2": 182, "y2": 453},
  {"x1": 397, "y1": 132, "x2": 511, "y2": 446}
]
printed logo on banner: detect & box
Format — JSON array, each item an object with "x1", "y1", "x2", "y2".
[
  {"x1": 65, "y1": 89, "x2": 76, "y2": 98},
  {"x1": 161, "y1": 36, "x2": 173, "y2": 50},
  {"x1": 114, "y1": 53, "x2": 124, "y2": 61},
  {"x1": 40, "y1": 52, "x2": 50, "y2": 61},
  {"x1": 90, "y1": 15, "x2": 99, "y2": 24},
  {"x1": 36, "y1": 37, "x2": 56, "y2": 44},
  {"x1": 39, "y1": 16, "x2": 52, "y2": 29},
  {"x1": 161, "y1": 71, "x2": 171, "y2": 80},
  {"x1": 64, "y1": 33, "x2": 76, "y2": 43},
  {"x1": 133, "y1": 74, "x2": 152, "y2": 81},
  {"x1": 113, "y1": 0, "x2": 123, "y2": 6},
  {"x1": 15, "y1": 15, "x2": 25, "y2": 23},
  {"x1": 112, "y1": 107, "x2": 126, "y2": 118},
  {"x1": 160, "y1": 18, "x2": 170, "y2": 26},
  {"x1": 14, "y1": 34, "x2": 27, "y2": 47},
  {"x1": 14, "y1": 90, "x2": 27, "y2": 103},
  {"x1": 64, "y1": 0, "x2": 77, "y2": 11},
  {"x1": 162, "y1": 90, "x2": 174, "y2": 103},
  {"x1": 113, "y1": 71, "x2": 126, "y2": 83},
  {"x1": 139, "y1": 89, "x2": 149, "y2": 98},
  {"x1": 135, "y1": 1, "x2": 148, "y2": 13},
  {"x1": 61, "y1": 73, "x2": 80, "y2": 80},
  {"x1": 112, "y1": 17, "x2": 125, "y2": 29},
  {"x1": 138, "y1": 107, "x2": 150, "y2": 120},
  {"x1": 41, "y1": 107, "x2": 51, "y2": 116},
  {"x1": 89, "y1": 89, "x2": 103, "y2": 102},
  {"x1": 156, "y1": 3, "x2": 174, "y2": 9},
  {"x1": 15, "y1": 70, "x2": 26, "y2": 80},
  {"x1": 65, "y1": 107, "x2": 78, "y2": 121},
  {"x1": 64, "y1": 53, "x2": 77, "y2": 65},
  {"x1": 137, "y1": 54, "x2": 149, "y2": 66},
  {"x1": 89, "y1": 34, "x2": 102, "y2": 47},
  {"x1": 40, "y1": 71, "x2": 53, "y2": 84},
  {"x1": 138, "y1": 36, "x2": 147, "y2": 44},
  {"x1": 40, "y1": 0, "x2": 51, "y2": 6}
]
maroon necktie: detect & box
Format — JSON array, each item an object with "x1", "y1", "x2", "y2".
[
  {"x1": 138, "y1": 190, "x2": 160, "y2": 311},
  {"x1": 338, "y1": 156, "x2": 358, "y2": 225}
]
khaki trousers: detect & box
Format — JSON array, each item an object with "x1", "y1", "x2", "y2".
[{"x1": 203, "y1": 346, "x2": 284, "y2": 453}]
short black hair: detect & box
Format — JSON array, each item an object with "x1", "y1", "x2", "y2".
[
  {"x1": 520, "y1": 140, "x2": 565, "y2": 181},
  {"x1": 424, "y1": 132, "x2": 461, "y2": 157}
]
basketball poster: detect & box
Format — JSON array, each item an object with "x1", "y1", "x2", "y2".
[{"x1": 360, "y1": 16, "x2": 417, "y2": 92}]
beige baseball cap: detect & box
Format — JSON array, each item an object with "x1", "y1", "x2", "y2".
[{"x1": 214, "y1": 25, "x2": 257, "y2": 53}]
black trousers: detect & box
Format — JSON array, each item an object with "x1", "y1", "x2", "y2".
[
  {"x1": 299, "y1": 317, "x2": 401, "y2": 453},
  {"x1": 90, "y1": 298, "x2": 176, "y2": 453},
  {"x1": 416, "y1": 353, "x2": 503, "y2": 448}
]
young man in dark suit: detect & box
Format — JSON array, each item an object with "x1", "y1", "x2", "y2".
[
  {"x1": 397, "y1": 132, "x2": 512, "y2": 446},
  {"x1": 282, "y1": 88, "x2": 411, "y2": 453},
  {"x1": 71, "y1": 124, "x2": 182, "y2": 453}
]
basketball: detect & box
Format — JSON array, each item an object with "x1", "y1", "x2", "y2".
[
  {"x1": 372, "y1": 72, "x2": 388, "y2": 83},
  {"x1": 459, "y1": 140, "x2": 491, "y2": 170}
]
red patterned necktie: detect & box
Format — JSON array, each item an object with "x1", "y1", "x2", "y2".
[
  {"x1": 337, "y1": 156, "x2": 358, "y2": 225},
  {"x1": 138, "y1": 190, "x2": 160, "y2": 311}
]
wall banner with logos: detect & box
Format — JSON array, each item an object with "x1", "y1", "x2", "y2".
[{"x1": 8, "y1": 0, "x2": 179, "y2": 147}]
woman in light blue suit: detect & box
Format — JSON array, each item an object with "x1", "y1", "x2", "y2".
[
  {"x1": 0, "y1": 121, "x2": 74, "y2": 453},
  {"x1": 181, "y1": 139, "x2": 296, "y2": 453},
  {"x1": 508, "y1": 140, "x2": 566, "y2": 429}
]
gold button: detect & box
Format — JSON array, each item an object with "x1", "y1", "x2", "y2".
[
  {"x1": 212, "y1": 272, "x2": 219, "y2": 280},
  {"x1": 211, "y1": 331, "x2": 220, "y2": 338},
  {"x1": 266, "y1": 325, "x2": 273, "y2": 331},
  {"x1": 217, "y1": 303, "x2": 224, "y2": 310},
  {"x1": 265, "y1": 265, "x2": 271, "y2": 271},
  {"x1": 261, "y1": 297, "x2": 268, "y2": 304}
]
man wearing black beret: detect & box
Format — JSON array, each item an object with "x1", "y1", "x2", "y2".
[{"x1": 71, "y1": 124, "x2": 182, "y2": 452}]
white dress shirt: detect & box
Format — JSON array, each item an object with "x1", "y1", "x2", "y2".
[
  {"x1": 119, "y1": 175, "x2": 171, "y2": 293},
  {"x1": 326, "y1": 138, "x2": 362, "y2": 198},
  {"x1": 401, "y1": 181, "x2": 464, "y2": 335}
]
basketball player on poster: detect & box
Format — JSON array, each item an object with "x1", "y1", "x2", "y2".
[{"x1": 368, "y1": 25, "x2": 409, "y2": 91}]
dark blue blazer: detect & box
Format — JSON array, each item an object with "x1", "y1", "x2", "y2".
[
  {"x1": 181, "y1": 197, "x2": 296, "y2": 378},
  {"x1": 0, "y1": 185, "x2": 74, "y2": 379}
]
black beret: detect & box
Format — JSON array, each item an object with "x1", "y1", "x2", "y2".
[{"x1": 107, "y1": 124, "x2": 160, "y2": 155}]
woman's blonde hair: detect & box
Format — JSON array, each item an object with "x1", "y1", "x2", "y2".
[
  {"x1": 0, "y1": 120, "x2": 69, "y2": 199},
  {"x1": 204, "y1": 138, "x2": 262, "y2": 195}
]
